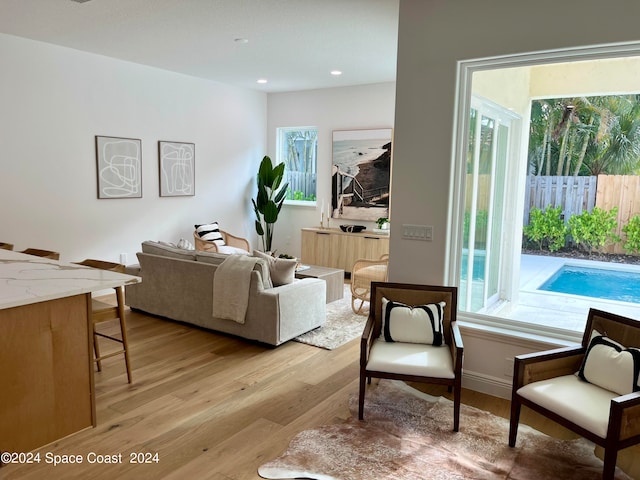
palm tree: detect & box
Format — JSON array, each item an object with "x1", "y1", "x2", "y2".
[{"x1": 528, "y1": 94, "x2": 640, "y2": 176}]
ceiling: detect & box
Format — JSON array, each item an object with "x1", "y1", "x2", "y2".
[{"x1": 0, "y1": 0, "x2": 399, "y2": 93}]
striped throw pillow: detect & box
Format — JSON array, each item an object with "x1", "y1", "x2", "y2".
[
  {"x1": 381, "y1": 298, "x2": 446, "y2": 346},
  {"x1": 195, "y1": 222, "x2": 225, "y2": 246}
]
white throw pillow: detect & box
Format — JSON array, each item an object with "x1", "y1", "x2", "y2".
[
  {"x1": 381, "y1": 297, "x2": 446, "y2": 346},
  {"x1": 195, "y1": 222, "x2": 225, "y2": 246},
  {"x1": 177, "y1": 238, "x2": 195, "y2": 250},
  {"x1": 253, "y1": 250, "x2": 297, "y2": 286},
  {"x1": 577, "y1": 330, "x2": 640, "y2": 395}
]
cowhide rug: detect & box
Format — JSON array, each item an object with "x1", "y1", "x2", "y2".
[{"x1": 258, "y1": 380, "x2": 632, "y2": 479}]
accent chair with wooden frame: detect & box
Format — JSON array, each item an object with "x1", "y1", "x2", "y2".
[
  {"x1": 20, "y1": 248, "x2": 60, "y2": 260},
  {"x1": 359, "y1": 282, "x2": 464, "y2": 431},
  {"x1": 350, "y1": 254, "x2": 389, "y2": 315},
  {"x1": 509, "y1": 308, "x2": 640, "y2": 480},
  {"x1": 193, "y1": 229, "x2": 250, "y2": 254}
]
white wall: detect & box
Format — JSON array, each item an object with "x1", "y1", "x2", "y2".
[
  {"x1": 392, "y1": 0, "x2": 640, "y2": 396},
  {"x1": 0, "y1": 33, "x2": 266, "y2": 264},
  {"x1": 266, "y1": 82, "x2": 396, "y2": 258}
]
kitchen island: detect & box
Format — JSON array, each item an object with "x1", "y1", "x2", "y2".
[{"x1": 0, "y1": 250, "x2": 140, "y2": 455}]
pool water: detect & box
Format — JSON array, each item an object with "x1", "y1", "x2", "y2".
[{"x1": 539, "y1": 265, "x2": 640, "y2": 304}]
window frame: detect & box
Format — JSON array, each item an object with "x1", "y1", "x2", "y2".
[
  {"x1": 448, "y1": 41, "x2": 640, "y2": 344},
  {"x1": 276, "y1": 126, "x2": 318, "y2": 206}
]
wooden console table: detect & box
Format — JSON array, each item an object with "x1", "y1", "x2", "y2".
[
  {"x1": 0, "y1": 250, "x2": 140, "y2": 455},
  {"x1": 300, "y1": 227, "x2": 389, "y2": 273}
]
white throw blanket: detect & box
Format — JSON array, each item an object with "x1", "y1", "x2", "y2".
[{"x1": 212, "y1": 254, "x2": 259, "y2": 324}]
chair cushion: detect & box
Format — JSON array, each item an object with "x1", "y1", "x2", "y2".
[
  {"x1": 381, "y1": 298, "x2": 445, "y2": 346},
  {"x1": 217, "y1": 245, "x2": 250, "y2": 255},
  {"x1": 366, "y1": 338, "x2": 454, "y2": 378},
  {"x1": 517, "y1": 374, "x2": 617, "y2": 438},
  {"x1": 195, "y1": 222, "x2": 225, "y2": 245},
  {"x1": 577, "y1": 331, "x2": 640, "y2": 396}
]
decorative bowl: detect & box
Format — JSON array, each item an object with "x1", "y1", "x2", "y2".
[{"x1": 340, "y1": 225, "x2": 366, "y2": 233}]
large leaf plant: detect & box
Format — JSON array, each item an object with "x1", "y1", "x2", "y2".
[{"x1": 252, "y1": 156, "x2": 289, "y2": 252}]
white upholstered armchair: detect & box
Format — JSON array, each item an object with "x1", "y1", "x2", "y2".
[{"x1": 509, "y1": 308, "x2": 640, "y2": 480}]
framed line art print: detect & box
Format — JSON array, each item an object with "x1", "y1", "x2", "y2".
[
  {"x1": 158, "y1": 141, "x2": 195, "y2": 197},
  {"x1": 95, "y1": 135, "x2": 142, "y2": 199}
]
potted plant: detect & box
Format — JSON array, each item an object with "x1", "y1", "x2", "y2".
[
  {"x1": 252, "y1": 155, "x2": 289, "y2": 253},
  {"x1": 376, "y1": 217, "x2": 390, "y2": 230}
]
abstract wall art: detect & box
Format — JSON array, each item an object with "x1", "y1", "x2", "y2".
[
  {"x1": 158, "y1": 141, "x2": 195, "y2": 197},
  {"x1": 95, "y1": 135, "x2": 142, "y2": 199}
]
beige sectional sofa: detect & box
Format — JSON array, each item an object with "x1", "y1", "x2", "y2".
[{"x1": 125, "y1": 241, "x2": 326, "y2": 346}]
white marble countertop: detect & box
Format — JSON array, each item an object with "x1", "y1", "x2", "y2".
[{"x1": 0, "y1": 249, "x2": 141, "y2": 309}]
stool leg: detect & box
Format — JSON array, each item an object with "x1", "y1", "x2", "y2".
[
  {"x1": 116, "y1": 287, "x2": 133, "y2": 384},
  {"x1": 93, "y1": 325, "x2": 102, "y2": 372}
]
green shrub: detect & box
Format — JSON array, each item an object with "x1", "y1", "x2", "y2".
[
  {"x1": 523, "y1": 206, "x2": 567, "y2": 252},
  {"x1": 568, "y1": 206, "x2": 620, "y2": 254},
  {"x1": 286, "y1": 188, "x2": 316, "y2": 201},
  {"x1": 622, "y1": 215, "x2": 640, "y2": 254}
]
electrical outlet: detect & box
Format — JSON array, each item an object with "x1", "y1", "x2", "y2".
[{"x1": 504, "y1": 357, "x2": 514, "y2": 377}]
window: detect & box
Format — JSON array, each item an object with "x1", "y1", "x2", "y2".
[
  {"x1": 449, "y1": 44, "x2": 640, "y2": 340},
  {"x1": 277, "y1": 127, "x2": 318, "y2": 203}
]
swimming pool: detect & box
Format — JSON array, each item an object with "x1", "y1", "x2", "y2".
[{"x1": 539, "y1": 265, "x2": 640, "y2": 304}]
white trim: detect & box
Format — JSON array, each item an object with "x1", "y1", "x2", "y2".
[
  {"x1": 283, "y1": 199, "x2": 316, "y2": 207},
  {"x1": 462, "y1": 370, "x2": 512, "y2": 400}
]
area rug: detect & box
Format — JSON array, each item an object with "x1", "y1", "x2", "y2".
[
  {"x1": 258, "y1": 380, "x2": 632, "y2": 480},
  {"x1": 294, "y1": 284, "x2": 366, "y2": 350}
]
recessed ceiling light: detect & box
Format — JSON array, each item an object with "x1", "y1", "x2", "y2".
[
  {"x1": 234, "y1": 38, "x2": 249, "y2": 44},
  {"x1": 257, "y1": 79, "x2": 268, "y2": 84},
  {"x1": 330, "y1": 70, "x2": 343, "y2": 76}
]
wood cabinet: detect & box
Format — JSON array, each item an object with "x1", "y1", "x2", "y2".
[{"x1": 301, "y1": 227, "x2": 389, "y2": 273}]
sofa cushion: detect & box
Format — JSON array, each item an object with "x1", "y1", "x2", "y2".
[
  {"x1": 577, "y1": 331, "x2": 640, "y2": 395},
  {"x1": 253, "y1": 250, "x2": 297, "y2": 286},
  {"x1": 142, "y1": 240, "x2": 196, "y2": 261},
  {"x1": 195, "y1": 251, "x2": 229, "y2": 266},
  {"x1": 195, "y1": 222, "x2": 225, "y2": 245},
  {"x1": 381, "y1": 298, "x2": 445, "y2": 346}
]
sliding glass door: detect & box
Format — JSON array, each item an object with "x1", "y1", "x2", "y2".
[{"x1": 459, "y1": 97, "x2": 519, "y2": 312}]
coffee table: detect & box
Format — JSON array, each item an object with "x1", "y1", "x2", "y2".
[{"x1": 295, "y1": 265, "x2": 345, "y2": 303}]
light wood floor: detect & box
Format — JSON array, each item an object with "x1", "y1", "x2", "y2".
[{"x1": 0, "y1": 299, "x2": 598, "y2": 480}]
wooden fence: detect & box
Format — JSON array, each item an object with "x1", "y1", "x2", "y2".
[
  {"x1": 523, "y1": 175, "x2": 597, "y2": 225},
  {"x1": 523, "y1": 175, "x2": 640, "y2": 254},
  {"x1": 286, "y1": 171, "x2": 316, "y2": 199},
  {"x1": 596, "y1": 175, "x2": 640, "y2": 254}
]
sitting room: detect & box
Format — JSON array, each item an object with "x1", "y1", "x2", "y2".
[{"x1": 2, "y1": 1, "x2": 640, "y2": 479}]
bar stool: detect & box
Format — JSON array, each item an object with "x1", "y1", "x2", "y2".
[
  {"x1": 75, "y1": 259, "x2": 133, "y2": 383},
  {"x1": 20, "y1": 248, "x2": 60, "y2": 260},
  {"x1": 0, "y1": 242, "x2": 13, "y2": 250}
]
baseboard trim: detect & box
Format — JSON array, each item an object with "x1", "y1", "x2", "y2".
[{"x1": 462, "y1": 370, "x2": 512, "y2": 400}]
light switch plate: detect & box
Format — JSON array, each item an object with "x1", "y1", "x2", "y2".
[{"x1": 402, "y1": 224, "x2": 433, "y2": 241}]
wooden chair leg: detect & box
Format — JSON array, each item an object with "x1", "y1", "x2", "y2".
[
  {"x1": 508, "y1": 396, "x2": 522, "y2": 447},
  {"x1": 602, "y1": 448, "x2": 618, "y2": 480},
  {"x1": 358, "y1": 373, "x2": 367, "y2": 420},
  {"x1": 453, "y1": 383, "x2": 461, "y2": 432}
]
